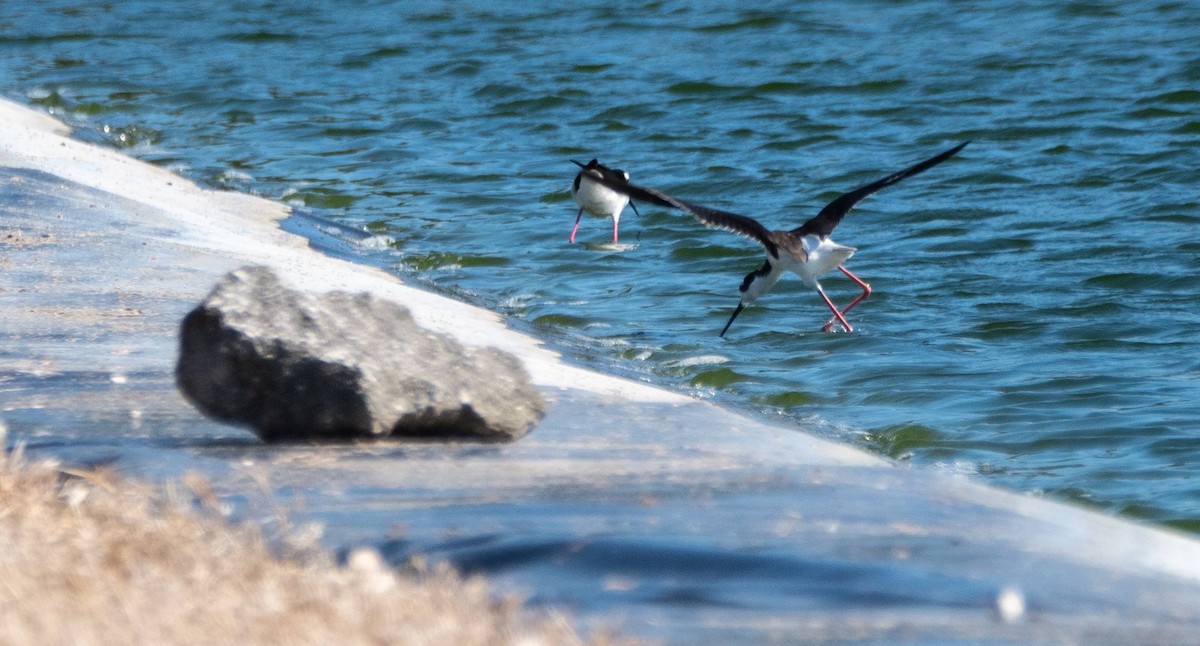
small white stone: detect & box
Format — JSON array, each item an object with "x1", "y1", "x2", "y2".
[
  {"x1": 347, "y1": 547, "x2": 396, "y2": 595},
  {"x1": 62, "y1": 482, "x2": 89, "y2": 507},
  {"x1": 994, "y1": 585, "x2": 1026, "y2": 624},
  {"x1": 347, "y1": 546, "x2": 385, "y2": 573}
]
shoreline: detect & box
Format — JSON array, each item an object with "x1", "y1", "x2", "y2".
[{"x1": 5, "y1": 97, "x2": 1200, "y2": 643}]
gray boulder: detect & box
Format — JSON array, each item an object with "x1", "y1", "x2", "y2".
[{"x1": 176, "y1": 265, "x2": 544, "y2": 442}]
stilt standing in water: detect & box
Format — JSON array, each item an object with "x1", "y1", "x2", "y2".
[{"x1": 569, "y1": 159, "x2": 663, "y2": 244}]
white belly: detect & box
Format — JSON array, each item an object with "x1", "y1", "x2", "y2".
[
  {"x1": 572, "y1": 176, "x2": 630, "y2": 218},
  {"x1": 736, "y1": 235, "x2": 857, "y2": 309},
  {"x1": 792, "y1": 235, "x2": 855, "y2": 286}
]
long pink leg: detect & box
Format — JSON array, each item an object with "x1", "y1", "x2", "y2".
[
  {"x1": 837, "y1": 266, "x2": 872, "y2": 314},
  {"x1": 816, "y1": 283, "x2": 853, "y2": 333},
  {"x1": 569, "y1": 208, "x2": 584, "y2": 243},
  {"x1": 611, "y1": 216, "x2": 619, "y2": 243},
  {"x1": 822, "y1": 266, "x2": 872, "y2": 332}
]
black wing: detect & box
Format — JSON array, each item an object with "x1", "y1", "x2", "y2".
[
  {"x1": 792, "y1": 141, "x2": 969, "y2": 239},
  {"x1": 599, "y1": 178, "x2": 780, "y2": 258},
  {"x1": 666, "y1": 195, "x2": 779, "y2": 259}
]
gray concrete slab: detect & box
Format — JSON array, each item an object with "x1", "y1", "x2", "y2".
[{"x1": 3, "y1": 98, "x2": 1200, "y2": 644}]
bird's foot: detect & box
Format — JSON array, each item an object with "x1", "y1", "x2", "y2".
[{"x1": 821, "y1": 319, "x2": 853, "y2": 333}]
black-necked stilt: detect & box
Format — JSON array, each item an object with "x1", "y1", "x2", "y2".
[
  {"x1": 588, "y1": 142, "x2": 969, "y2": 335},
  {"x1": 569, "y1": 159, "x2": 664, "y2": 244}
]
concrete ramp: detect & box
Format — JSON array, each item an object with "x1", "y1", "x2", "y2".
[{"x1": 3, "y1": 98, "x2": 1199, "y2": 644}]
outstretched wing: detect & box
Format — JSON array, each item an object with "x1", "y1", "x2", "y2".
[
  {"x1": 619, "y1": 183, "x2": 779, "y2": 259},
  {"x1": 792, "y1": 141, "x2": 969, "y2": 239},
  {"x1": 668, "y1": 195, "x2": 779, "y2": 259},
  {"x1": 570, "y1": 160, "x2": 779, "y2": 257}
]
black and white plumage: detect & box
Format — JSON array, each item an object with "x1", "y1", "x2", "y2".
[
  {"x1": 587, "y1": 142, "x2": 969, "y2": 335},
  {"x1": 569, "y1": 159, "x2": 671, "y2": 244}
]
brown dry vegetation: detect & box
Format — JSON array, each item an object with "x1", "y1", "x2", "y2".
[{"x1": 0, "y1": 445, "x2": 625, "y2": 646}]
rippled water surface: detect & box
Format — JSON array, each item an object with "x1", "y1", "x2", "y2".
[{"x1": 3, "y1": 1, "x2": 1199, "y2": 528}]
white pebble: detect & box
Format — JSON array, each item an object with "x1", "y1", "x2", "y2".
[{"x1": 994, "y1": 585, "x2": 1026, "y2": 623}]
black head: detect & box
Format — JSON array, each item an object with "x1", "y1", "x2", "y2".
[
  {"x1": 740, "y1": 260, "x2": 773, "y2": 294},
  {"x1": 570, "y1": 158, "x2": 634, "y2": 198},
  {"x1": 722, "y1": 260, "x2": 773, "y2": 336}
]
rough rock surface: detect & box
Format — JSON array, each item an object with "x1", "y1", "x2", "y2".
[{"x1": 176, "y1": 266, "x2": 544, "y2": 442}]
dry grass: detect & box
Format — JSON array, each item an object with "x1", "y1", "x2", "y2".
[{"x1": 0, "y1": 445, "x2": 625, "y2": 646}]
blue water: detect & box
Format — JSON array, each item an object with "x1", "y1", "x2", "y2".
[{"x1": 3, "y1": 1, "x2": 1199, "y2": 530}]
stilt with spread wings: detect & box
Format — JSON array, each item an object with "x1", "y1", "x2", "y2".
[{"x1": 585, "y1": 142, "x2": 969, "y2": 335}]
